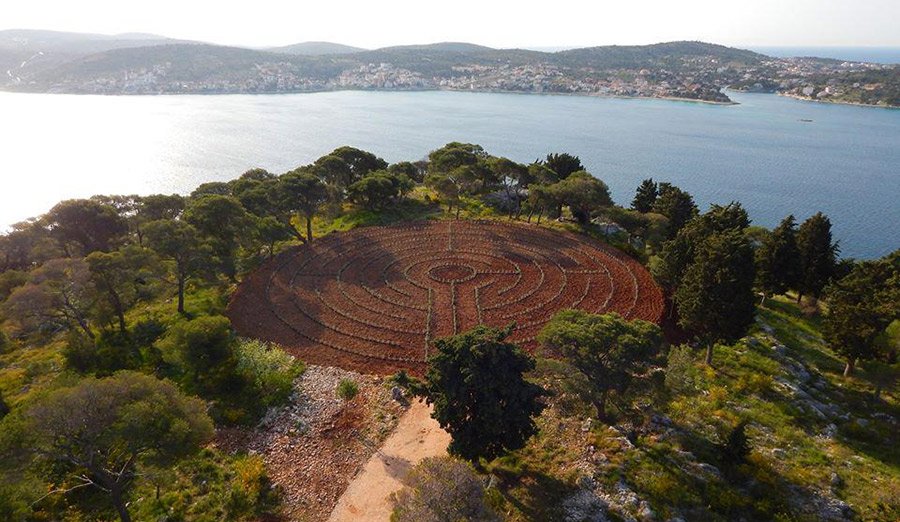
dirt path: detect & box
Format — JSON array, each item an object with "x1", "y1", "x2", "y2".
[{"x1": 327, "y1": 399, "x2": 451, "y2": 521}]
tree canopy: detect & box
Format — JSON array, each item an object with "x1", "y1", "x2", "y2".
[
  {"x1": 23, "y1": 372, "x2": 213, "y2": 522},
  {"x1": 419, "y1": 325, "x2": 545, "y2": 462},
  {"x1": 539, "y1": 311, "x2": 662, "y2": 419},
  {"x1": 823, "y1": 251, "x2": 900, "y2": 376},
  {"x1": 675, "y1": 229, "x2": 756, "y2": 365},
  {"x1": 796, "y1": 212, "x2": 839, "y2": 302}
]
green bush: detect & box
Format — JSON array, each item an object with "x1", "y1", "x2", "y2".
[
  {"x1": 155, "y1": 315, "x2": 235, "y2": 393},
  {"x1": 719, "y1": 421, "x2": 751, "y2": 469},
  {"x1": 665, "y1": 345, "x2": 701, "y2": 395},
  {"x1": 132, "y1": 450, "x2": 279, "y2": 521},
  {"x1": 391, "y1": 456, "x2": 499, "y2": 522},
  {"x1": 62, "y1": 330, "x2": 142, "y2": 376},
  {"x1": 234, "y1": 339, "x2": 304, "y2": 409},
  {"x1": 226, "y1": 455, "x2": 280, "y2": 518},
  {"x1": 336, "y1": 378, "x2": 359, "y2": 400}
]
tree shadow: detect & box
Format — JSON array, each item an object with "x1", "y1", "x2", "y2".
[{"x1": 493, "y1": 466, "x2": 575, "y2": 521}]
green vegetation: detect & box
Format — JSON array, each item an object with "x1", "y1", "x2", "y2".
[
  {"x1": 11, "y1": 372, "x2": 214, "y2": 522},
  {"x1": 539, "y1": 311, "x2": 662, "y2": 420},
  {"x1": 1, "y1": 141, "x2": 897, "y2": 520},
  {"x1": 485, "y1": 296, "x2": 898, "y2": 521},
  {"x1": 336, "y1": 378, "x2": 359, "y2": 400},
  {"x1": 391, "y1": 456, "x2": 501, "y2": 522},
  {"x1": 414, "y1": 325, "x2": 546, "y2": 463}
]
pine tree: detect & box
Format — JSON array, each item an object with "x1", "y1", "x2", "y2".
[
  {"x1": 796, "y1": 212, "x2": 838, "y2": 303},
  {"x1": 631, "y1": 178, "x2": 659, "y2": 213},
  {"x1": 755, "y1": 215, "x2": 801, "y2": 304}
]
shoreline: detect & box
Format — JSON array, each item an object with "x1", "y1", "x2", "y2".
[
  {"x1": 0, "y1": 85, "x2": 739, "y2": 106},
  {"x1": 20, "y1": 84, "x2": 897, "y2": 109},
  {"x1": 777, "y1": 91, "x2": 900, "y2": 110}
]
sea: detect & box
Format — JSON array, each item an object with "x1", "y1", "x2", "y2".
[
  {"x1": 749, "y1": 46, "x2": 900, "y2": 64},
  {"x1": 0, "y1": 89, "x2": 897, "y2": 259}
]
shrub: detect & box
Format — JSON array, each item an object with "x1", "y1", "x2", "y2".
[
  {"x1": 131, "y1": 318, "x2": 167, "y2": 348},
  {"x1": 62, "y1": 330, "x2": 142, "y2": 376},
  {"x1": 336, "y1": 378, "x2": 359, "y2": 400},
  {"x1": 665, "y1": 345, "x2": 701, "y2": 395},
  {"x1": 391, "y1": 456, "x2": 499, "y2": 522},
  {"x1": 719, "y1": 421, "x2": 751, "y2": 469},
  {"x1": 227, "y1": 455, "x2": 280, "y2": 518},
  {"x1": 155, "y1": 315, "x2": 235, "y2": 393},
  {"x1": 234, "y1": 339, "x2": 304, "y2": 408}
]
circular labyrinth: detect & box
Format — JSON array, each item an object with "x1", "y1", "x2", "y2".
[{"x1": 228, "y1": 220, "x2": 665, "y2": 374}]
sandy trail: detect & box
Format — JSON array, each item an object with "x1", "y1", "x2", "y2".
[{"x1": 327, "y1": 399, "x2": 450, "y2": 521}]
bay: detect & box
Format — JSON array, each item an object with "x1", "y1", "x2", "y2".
[{"x1": 0, "y1": 89, "x2": 897, "y2": 259}]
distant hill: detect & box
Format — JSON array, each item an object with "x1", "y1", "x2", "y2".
[
  {"x1": 375, "y1": 42, "x2": 496, "y2": 53},
  {"x1": 0, "y1": 29, "x2": 186, "y2": 54},
  {"x1": 2, "y1": 32, "x2": 895, "y2": 106},
  {"x1": 553, "y1": 41, "x2": 765, "y2": 69},
  {"x1": 0, "y1": 29, "x2": 193, "y2": 80},
  {"x1": 269, "y1": 41, "x2": 366, "y2": 56}
]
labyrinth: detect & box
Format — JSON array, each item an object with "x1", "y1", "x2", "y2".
[{"x1": 228, "y1": 220, "x2": 665, "y2": 374}]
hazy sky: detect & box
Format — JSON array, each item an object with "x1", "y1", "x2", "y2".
[{"x1": 3, "y1": 0, "x2": 899, "y2": 49}]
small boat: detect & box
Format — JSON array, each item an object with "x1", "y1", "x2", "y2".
[{"x1": 799, "y1": 119, "x2": 814, "y2": 123}]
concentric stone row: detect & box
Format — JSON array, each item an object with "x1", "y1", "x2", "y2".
[
  {"x1": 229, "y1": 221, "x2": 663, "y2": 373},
  {"x1": 230, "y1": 220, "x2": 665, "y2": 372}
]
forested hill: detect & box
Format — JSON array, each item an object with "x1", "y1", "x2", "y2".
[{"x1": 1, "y1": 30, "x2": 897, "y2": 106}]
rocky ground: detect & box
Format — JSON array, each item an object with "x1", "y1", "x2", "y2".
[{"x1": 216, "y1": 365, "x2": 407, "y2": 520}]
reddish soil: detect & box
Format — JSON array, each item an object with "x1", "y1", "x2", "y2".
[{"x1": 228, "y1": 220, "x2": 665, "y2": 375}]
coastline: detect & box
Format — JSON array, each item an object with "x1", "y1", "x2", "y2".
[
  {"x1": 0, "y1": 85, "x2": 739, "y2": 106},
  {"x1": 776, "y1": 91, "x2": 900, "y2": 110}
]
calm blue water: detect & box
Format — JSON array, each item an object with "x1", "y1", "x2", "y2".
[
  {"x1": 751, "y1": 46, "x2": 900, "y2": 64},
  {"x1": 0, "y1": 90, "x2": 897, "y2": 259}
]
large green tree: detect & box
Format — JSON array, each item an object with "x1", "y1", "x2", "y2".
[
  {"x1": 419, "y1": 325, "x2": 545, "y2": 462},
  {"x1": 543, "y1": 152, "x2": 584, "y2": 180},
  {"x1": 631, "y1": 178, "x2": 659, "y2": 213},
  {"x1": 85, "y1": 246, "x2": 158, "y2": 334},
  {"x1": 675, "y1": 230, "x2": 756, "y2": 365},
  {"x1": 3, "y1": 258, "x2": 96, "y2": 339},
  {"x1": 754, "y1": 215, "x2": 801, "y2": 304},
  {"x1": 539, "y1": 311, "x2": 662, "y2": 420},
  {"x1": 552, "y1": 171, "x2": 613, "y2": 225},
  {"x1": 652, "y1": 183, "x2": 698, "y2": 238},
  {"x1": 155, "y1": 315, "x2": 235, "y2": 393},
  {"x1": 489, "y1": 157, "x2": 533, "y2": 218},
  {"x1": 347, "y1": 170, "x2": 414, "y2": 210},
  {"x1": 183, "y1": 195, "x2": 252, "y2": 280},
  {"x1": 796, "y1": 212, "x2": 839, "y2": 303},
  {"x1": 142, "y1": 220, "x2": 212, "y2": 314},
  {"x1": 44, "y1": 199, "x2": 128, "y2": 255},
  {"x1": 271, "y1": 170, "x2": 329, "y2": 242},
  {"x1": 651, "y1": 202, "x2": 749, "y2": 299},
  {"x1": 823, "y1": 251, "x2": 900, "y2": 376},
  {"x1": 23, "y1": 372, "x2": 213, "y2": 522}
]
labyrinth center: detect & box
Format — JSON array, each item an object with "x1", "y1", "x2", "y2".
[{"x1": 228, "y1": 220, "x2": 665, "y2": 373}]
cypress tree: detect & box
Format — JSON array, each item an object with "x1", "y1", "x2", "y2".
[
  {"x1": 755, "y1": 215, "x2": 801, "y2": 304},
  {"x1": 631, "y1": 178, "x2": 659, "y2": 213},
  {"x1": 796, "y1": 212, "x2": 838, "y2": 303},
  {"x1": 675, "y1": 230, "x2": 756, "y2": 365}
]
